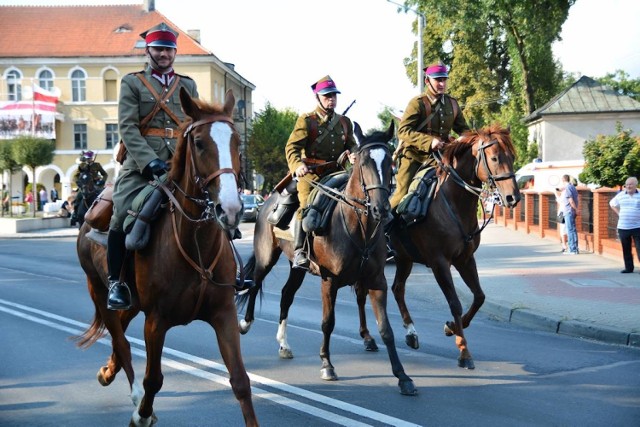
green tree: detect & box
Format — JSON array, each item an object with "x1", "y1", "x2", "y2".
[
  {"x1": 0, "y1": 140, "x2": 22, "y2": 217},
  {"x1": 580, "y1": 122, "x2": 640, "y2": 188},
  {"x1": 246, "y1": 103, "x2": 298, "y2": 192},
  {"x1": 597, "y1": 70, "x2": 640, "y2": 102},
  {"x1": 11, "y1": 136, "x2": 55, "y2": 217}
]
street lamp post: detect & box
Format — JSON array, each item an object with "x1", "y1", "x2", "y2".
[{"x1": 388, "y1": 0, "x2": 425, "y2": 93}]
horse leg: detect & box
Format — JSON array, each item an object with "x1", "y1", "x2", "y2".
[
  {"x1": 391, "y1": 257, "x2": 419, "y2": 349},
  {"x1": 97, "y1": 308, "x2": 140, "y2": 391},
  {"x1": 319, "y1": 279, "x2": 338, "y2": 381},
  {"x1": 355, "y1": 282, "x2": 378, "y2": 352},
  {"x1": 431, "y1": 261, "x2": 475, "y2": 370},
  {"x1": 276, "y1": 267, "x2": 306, "y2": 359},
  {"x1": 211, "y1": 297, "x2": 258, "y2": 426},
  {"x1": 367, "y1": 284, "x2": 417, "y2": 396},
  {"x1": 449, "y1": 256, "x2": 485, "y2": 331},
  {"x1": 131, "y1": 315, "x2": 166, "y2": 427},
  {"x1": 239, "y1": 250, "x2": 280, "y2": 334}
]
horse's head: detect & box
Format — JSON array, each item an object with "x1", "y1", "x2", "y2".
[
  {"x1": 171, "y1": 88, "x2": 243, "y2": 230},
  {"x1": 76, "y1": 171, "x2": 96, "y2": 196},
  {"x1": 352, "y1": 121, "x2": 394, "y2": 223},
  {"x1": 454, "y1": 125, "x2": 521, "y2": 208}
]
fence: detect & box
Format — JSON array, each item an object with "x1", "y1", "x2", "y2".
[{"x1": 492, "y1": 187, "x2": 628, "y2": 262}]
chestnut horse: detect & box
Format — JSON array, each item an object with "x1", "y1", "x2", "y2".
[
  {"x1": 366, "y1": 124, "x2": 520, "y2": 369},
  {"x1": 237, "y1": 122, "x2": 417, "y2": 396},
  {"x1": 75, "y1": 89, "x2": 258, "y2": 426}
]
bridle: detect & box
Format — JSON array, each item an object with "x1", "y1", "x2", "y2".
[
  {"x1": 338, "y1": 141, "x2": 392, "y2": 267},
  {"x1": 154, "y1": 113, "x2": 244, "y2": 320},
  {"x1": 435, "y1": 136, "x2": 517, "y2": 241}
]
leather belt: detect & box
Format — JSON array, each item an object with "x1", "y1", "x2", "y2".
[
  {"x1": 143, "y1": 127, "x2": 176, "y2": 139},
  {"x1": 303, "y1": 157, "x2": 330, "y2": 165}
]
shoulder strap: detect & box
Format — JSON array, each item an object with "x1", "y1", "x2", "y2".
[
  {"x1": 416, "y1": 96, "x2": 439, "y2": 133},
  {"x1": 450, "y1": 97, "x2": 459, "y2": 121},
  {"x1": 339, "y1": 116, "x2": 348, "y2": 139},
  {"x1": 136, "y1": 74, "x2": 183, "y2": 127},
  {"x1": 308, "y1": 113, "x2": 318, "y2": 142}
]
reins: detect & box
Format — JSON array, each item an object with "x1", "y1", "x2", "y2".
[
  {"x1": 433, "y1": 137, "x2": 512, "y2": 242},
  {"x1": 154, "y1": 113, "x2": 243, "y2": 322}
]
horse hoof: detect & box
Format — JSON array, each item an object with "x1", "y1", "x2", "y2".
[
  {"x1": 321, "y1": 367, "x2": 338, "y2": 381},
  {"x1": 405, "y1": 333, "x2": 419, "y2": 349},
  {"x1": 238, "y1": 320, "x2": 251, "y2": 335},
  {"x1": 458, "y1": 357, "x2": 475, "y2": 370},
  {"x1": 97, "y1": 366, "x2": 114, "y2": 386},
  {"x1": 444, "y1": 322, "x2": 455, "y2": 336},
  {"x1": 364, "y1": 337, "x2": 379, "y2": 352},
  {"x1": 399, "y1": 380, "x2": 418, "y2": 396},
  {"x1": 279, "y1": 347, "x2": 294, "y2": 359},
  {"x1": 129, "y1": 412, "x2": 157, "y2": 427}
]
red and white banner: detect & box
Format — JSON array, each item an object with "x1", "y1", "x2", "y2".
[{"x1": 0, "y1": 84, "x2": 60, "y2": 140}]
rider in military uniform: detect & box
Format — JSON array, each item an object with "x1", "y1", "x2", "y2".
[
  {"x1": 75, "y1": 150, "x2": 108, "y2": 188},
  {"x1": 285, "y1": 75, "x2": 357, "y2": 270},
  {"x1": 106, "y1": 22, "x2": 199, "y2": 310},
  {"x1": 389, "y1": 62, "x2": 469, "y2": 211}
]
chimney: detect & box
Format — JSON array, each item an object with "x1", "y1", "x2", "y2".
[
  {"x1": 143, "y1": 0, "x2": 155, "y2": 12},
  {"x1": 187, "y1": 29, "x2": 201, "y2": 44}
]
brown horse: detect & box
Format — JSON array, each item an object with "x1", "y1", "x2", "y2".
[
  {"x1": 377, "y1": 125, "x2": 521, "y2": 369},
  {"x1": 75, "y1": 89, "x2": 258, "y2": 426},
  {"x1": 237, "y1": 122, "x2": 417, "y2": 395}
]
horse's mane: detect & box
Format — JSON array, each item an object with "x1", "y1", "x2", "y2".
[
  {"x1": 440, "y1": 123, "x2": 515, "y2": 167},
  {"x1": 170, "y1": 98, "x2": 229, "y2": 181}
]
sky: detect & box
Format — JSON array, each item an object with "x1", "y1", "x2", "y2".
[{"x1": 2, "y1": 0, "x2": 639, "y2": 131}]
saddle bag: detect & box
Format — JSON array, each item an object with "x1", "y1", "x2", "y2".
[
  {"x1": 302, "y1": 172, "x2": 349, "y2": 235},
  {"x1": 124, "y1": 175, "x2": 167, "y2": 251},
  {"x1": 396, "y1": 167, "x2": 437, "y2": 225},
  {"x1": 84, "y1": 184, "x2": 113, "y2": 232}
]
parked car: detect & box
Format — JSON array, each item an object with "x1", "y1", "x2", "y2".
[{"x1": 241, "y1": 194, "x2": 264, "y2": 222}]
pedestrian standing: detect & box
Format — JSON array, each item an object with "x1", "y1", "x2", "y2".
[
  {"x1": 609, "y1": 176, "x2": 640, "y2": 273},
  {"x1": 561, "y1": 174, "x2": 579, "y2": 255}
]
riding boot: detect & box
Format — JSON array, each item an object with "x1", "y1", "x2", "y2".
[
  {"x1": 292, "y1": 220, "x2": 310, "y2": 270},
  {"x1": 106, "y1": 229, "x2": 131, "y2": 310},
  {"x1": 384, "y1": 212, "x2": 397, "y2": 261}
]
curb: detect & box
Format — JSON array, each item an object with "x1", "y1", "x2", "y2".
[{"x1": 471, "y1": 293, "x2": 639, "y2": 348}]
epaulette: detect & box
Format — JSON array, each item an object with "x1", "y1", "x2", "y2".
[
  {"x1": 126, "y1": 70, "x2": 145, "y2": 77},
  {"x1": 175, "y1": 73, "x2": 194, "y2": 81}
]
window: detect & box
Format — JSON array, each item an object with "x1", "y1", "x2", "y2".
[
  {"x1": 38, "y1": 69, "x2": 54, "y2": 91},
  {"x1": 71, "y1": 69, "x2": 86, "y2": 102},
  {"x1": 7, "y1": 70, "x2": 22, "y2": 101},
  {"x1": 103, "y1": 69, "x2": 118, "y2": 102},
  {"x1": 74, "y1": 124, "x2": 87, "y2": 150},
  {"x1": 105, "y1": 123, "x2": 118, "y2": 149}
]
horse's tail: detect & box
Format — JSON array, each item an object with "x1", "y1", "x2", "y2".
[
  {"x1": 235, "y1": 251, "x2": 262, "y2": 310},
  {"x1": 72, "y1": 304, "x2": 106, "y2": 349}
]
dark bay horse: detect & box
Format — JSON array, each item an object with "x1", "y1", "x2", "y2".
[
  {"x1": 75, "y1": 89, "x2": 258, "y2": 426},
  {"x1": 238, "y1": 122, "x2": 417, "y2": 396},
  {"x1": 376, "y1": 124, "x2": 520, "y2": 369}
]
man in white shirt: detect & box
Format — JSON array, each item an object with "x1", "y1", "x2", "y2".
[{"x1": 609, "y1": 176, "x2": 640, "y2": 273}]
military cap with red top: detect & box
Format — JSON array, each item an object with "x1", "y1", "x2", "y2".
[
  {"x1": 424, "y1": 62, "x2": 449, "y2": 79},
  {"x1": 311, "y1": 75, "x2": 341, "y2": 95},
  {"x1": 140, "y1": 22, "x2": 178, "y2": 49}
]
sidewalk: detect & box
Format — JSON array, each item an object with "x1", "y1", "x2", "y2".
[
  {"x1": 468, "y1": 223, "x2": 639, "y2": 348},
  {"x1": 1, "y1": 222, "x2": 638, "y2": 348}
]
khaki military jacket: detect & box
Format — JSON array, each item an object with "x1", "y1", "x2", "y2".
[
  {"x1": 118, "y1": 67, "x2": 199, "y2": 173},
  {"x1": 397, "y1": 93, "x2": 469, "y2": 163},
  {"x1": 285, "y1": 106, "x2": 357, "y2": 174}
]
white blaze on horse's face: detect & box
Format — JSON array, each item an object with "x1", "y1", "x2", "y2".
[
  {"x1": 369, "y1": 148, "x2": 388, "y2": 184},
  {"x1": 210, "y1": 122, "x2": 242, "y2": 225}
]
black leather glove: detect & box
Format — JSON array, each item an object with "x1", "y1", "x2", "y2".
[{"x1": 143, "y1": 159, "x2": 169, "y2": 180}]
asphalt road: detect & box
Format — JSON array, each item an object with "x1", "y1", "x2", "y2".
[{"x1": 0, "y1": 229, "x2": 638, "y2": 426}]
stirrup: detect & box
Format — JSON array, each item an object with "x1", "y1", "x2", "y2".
[
  {"x1": 292, "y1": 249, "x2": 310, "y2": 270},
  {"x1": 107, "y1": 280, "x2": 132, "y2": 310}
]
